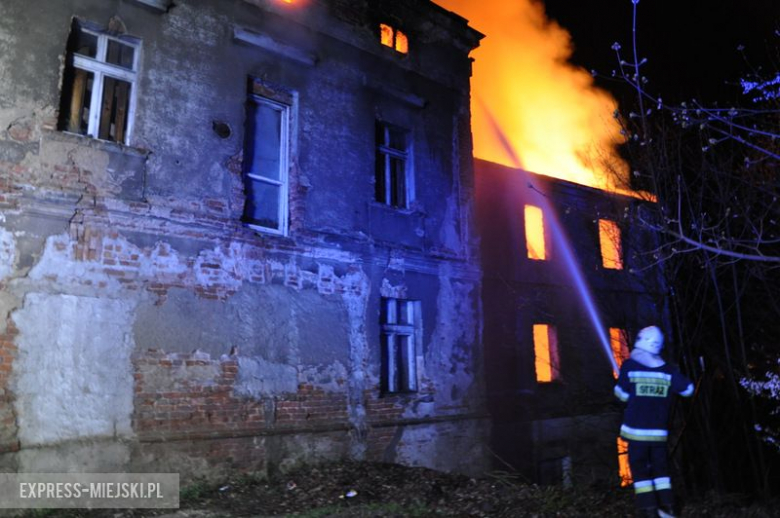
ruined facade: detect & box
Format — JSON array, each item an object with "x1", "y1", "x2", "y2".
[
  {"x1": 0, "y1": 0, "x2": 488, "y2": 478},
  {"x1": 475, "y1": 159, "x2": 669, "y2": 485}
]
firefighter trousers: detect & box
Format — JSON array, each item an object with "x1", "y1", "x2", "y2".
[{"x1": 628, "y1": 440, "x2": 674, "y2": 512}]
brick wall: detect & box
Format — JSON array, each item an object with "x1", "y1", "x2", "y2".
[
  {"x1": 275, "y1": 384, "x2": 349, "y2": 427},
  {"x1": 45, "y1": 222, "x2": 363, "y2": 304},
  {"x1": 133, "y1": 350, "x2": 264, "y2": 439},
  {"x1": 131, "y1": 349, "x2": 478, "y2": 468},
  {"x1": 0, "y1": 320, "x2": 19, "y2": 454},
  {"x1": 132, "y1": 350, "x2": 355, "y2": 440},
  {"x1": 364, "y1": 391, "x2": 411, "y2": 462},
  {"x1": 135, "y1": 435, "x2": 268, "y2": 475}
]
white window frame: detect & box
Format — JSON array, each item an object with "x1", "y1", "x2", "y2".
[
  {"x1": 376, "y1": 122, "x2": 414, "y2": 209},
  {"x1": 63, "y1": 21, "x2": 140, "y2": 144},
  {"x1": 242, "y1": 94, "x2": 290, "y2": 236},
  {"x1": 380, "y1": 297, "x2": 420, "y2": 393}
]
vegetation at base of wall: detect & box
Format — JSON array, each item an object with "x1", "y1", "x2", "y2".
[
  {"x1": 17, "y1": 510, "x2": 57, "y2": 518},
  {"x1": 10, "y1": 461, "x2": 780, "y2": 517},
  {"x1": 179, "y1": 472, "x2": 268, "y2": 505},
  {"x1": 291, "y1": 501, "x2": 430, "y2": 518},
  {"x1": 178, "y1": 480, "x2": 212, "y2": 503}
]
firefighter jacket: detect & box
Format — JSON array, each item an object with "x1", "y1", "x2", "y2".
[{"x1": 614, "y1": 351, "x2": 694, "y2": 442}]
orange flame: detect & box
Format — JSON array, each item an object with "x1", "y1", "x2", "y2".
[
  {"x1": 434, "y1": 0, "x2": 628, "y2": 191},
  {"x1": 609, "y1": 327, "x2": 629, "y2": 378},
  {"x1": 533, "y1": 324, "x2": 560, "y2": 382},
  {"x1": 599, "y1": 219, "x2": 624, "y2": 270},
  {"x1": 617, "y1": 437, "x2": 633, "y2": 486},
  {"x1": 380, "y1": 23, "x2": 394, "y2": 47},
  {"x1": 524, "y1": 204, "x2": 547, "y2": 260},
  {"x1": 380, "y1": 23, "x2": 409, "y2": 54}
]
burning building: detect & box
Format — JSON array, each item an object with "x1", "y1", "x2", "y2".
[
  {"x1": 475, "y1": 159, "x2": 668, "y2": 485},
  {"x1": 0, "y1": 0, "x2": 672, "y2": 488},
  {"x1": 0, "y1": 0, "x2": 489, "y2": 478},
  {"x1": 440, "y1": 0, "x2": 671, "y2": 485}
]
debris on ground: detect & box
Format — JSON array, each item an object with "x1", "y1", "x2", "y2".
[{"x1": 19, "y1": 461, "x2": 779, "y2": 517}]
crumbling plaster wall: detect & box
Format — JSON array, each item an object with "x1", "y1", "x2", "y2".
[
  {"x1": 13, "y1": 293, "x2": 136, "y2": 446},
  {"x1": 0, "y1": 0, "x2": 488, "y2": 477},
  {"x1": 0, "y1": 223, "x2": 487, "y2": 475},
  {"x1": 0, "y1": 224, "x2": 15, "y2": 286}
]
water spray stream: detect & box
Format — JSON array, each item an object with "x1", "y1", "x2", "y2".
[{"x1": 479, "y1": 101, "x2": 619, "y2": 374}]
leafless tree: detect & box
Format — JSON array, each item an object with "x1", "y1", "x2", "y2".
[{"x1": 599, "y1": 0, "x2": 780, "y2": 498}]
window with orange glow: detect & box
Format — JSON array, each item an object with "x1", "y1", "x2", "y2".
[
  {"x1": 533, "y1": 324, "x2": 560, "y2": 383},
  {"x1": 524, "y1": 205, "x2": 547, "y2": 260},
  {"x1": 617, "y1": 437, "x2": 632, "y2": 486},
  {"x1": 379, "y1": 23, "x2": 408, "y2": 54},
  {"x1": 394, "y1": 30, "x2": 408, "y2": 54},
  {"x1": 609, "y1": 327, "x2": 629, "y2": 378},
  {"x1": 598, "y1": 219, "x2": 623, "y2": 270}
]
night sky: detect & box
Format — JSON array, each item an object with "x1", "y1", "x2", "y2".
[{"x1": 541, "y1": 0, "x2": 779, "y2": 104}]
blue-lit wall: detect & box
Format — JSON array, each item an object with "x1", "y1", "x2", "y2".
[{"x1": 0, "y1": 0, "x2": 490, "y2": 479}]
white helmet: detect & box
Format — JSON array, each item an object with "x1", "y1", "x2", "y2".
[{"x1": 634, "y1": 326, "x2": 664, "y2": 355}]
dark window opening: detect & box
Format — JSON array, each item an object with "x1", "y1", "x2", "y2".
[
  {"x1": 58, "y1": 19, "x2": 138, "y2": 144},
  {"x1": 381, "y1": 297, "x2": 419, "y2": 393},
  {"x1": 375, "y1": 122, "x2": 411, "y2": 208},
  {"x1": 242, "y1": 95, "x2": 289, "y2": 235}
]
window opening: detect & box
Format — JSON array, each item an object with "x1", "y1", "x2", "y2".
[
  {"x1": 524, "y1": 205, "x2": 547, "y2": 260},
  {"x1": 242, "y1": 95, "x2": 290, "y2": 235},
  {"x1": 533, "y1": 324, "x2": 560, "y2": 382},
  {"x1": 609, "y1": 327, "x2": 630, "y2": 378},
  {"x1": 599, "y1": 219, "x2": 623, "y2": 270},
  {"x1": 376, "y1": 122, "x2": 412, "y2": 208},
  {"x1": 58, "y1": 19, "x2": 139, "y2": 144},
  {"x1": 381, "y1": 298, "x2": 419, "y2": 393},
  {"x1": 379, "y1": 23, "x2": 408, "y2": 54}
]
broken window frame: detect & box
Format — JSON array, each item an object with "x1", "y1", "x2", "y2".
[
  {"x1": 242, "y1": 94, "x2": 290, "y2": 236},
  {"x1": 379, "y1": 23, "x2": 409, "y2": 54},
  {"x1": 380, "y1": 297, "x2": 420, "y2": 394},
  {"x1": 533, "y1": 323, "x2": 561, "y2": 383},
  {"x1": 375, "y1": 121, "x2": 414, "y2": 209},
  {"x1": 59, "y1": 19, "x2": 140, "y2": 145}
]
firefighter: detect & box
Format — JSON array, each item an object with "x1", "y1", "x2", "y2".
[{"x1": 614, "y1": 326, "x2": 694, "y2": 518}]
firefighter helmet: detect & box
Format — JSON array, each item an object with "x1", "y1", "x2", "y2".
[{"x1": 634, "y1": 326, "x2": 664, "y2": 355}]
